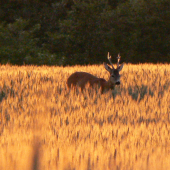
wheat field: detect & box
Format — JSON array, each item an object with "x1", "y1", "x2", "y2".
[{"x1": 0, "y1": 63, "x2": 170, "y2": 170}]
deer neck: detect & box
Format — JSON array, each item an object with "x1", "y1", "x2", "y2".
[
  {"x1": 102, "y1": 79, "x2": 115, "y2": 92},
  {"x1": 107, "y1": 79, "x2": 115, "y2": 89}
]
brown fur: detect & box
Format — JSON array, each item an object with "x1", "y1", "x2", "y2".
[{"x1": 67, "y1": 72, "x2": 114, "y2": 93}]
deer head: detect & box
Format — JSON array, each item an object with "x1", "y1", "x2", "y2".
[{"x1": 104, "y1": 52, "x2": 124, "y2": 85}]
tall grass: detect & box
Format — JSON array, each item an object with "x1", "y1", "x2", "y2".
[{"x1": 0, "y1": 63, "x2": 170, "y2": 170}]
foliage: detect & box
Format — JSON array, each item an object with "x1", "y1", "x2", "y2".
[
  {"x1": 0, "y1": 0, "x2": 169, "y2": 65},
  {"x1": 0, "y1": 19, "x2": 57, "y2": 65}
]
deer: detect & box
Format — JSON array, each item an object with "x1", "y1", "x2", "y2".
[{"x1": 67, "y1": 52, "x2": 124, "y2": 93}]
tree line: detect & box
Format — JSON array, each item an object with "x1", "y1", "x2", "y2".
[{"x1": 0, "y1": 0, "x2": 169, "y2": 65}]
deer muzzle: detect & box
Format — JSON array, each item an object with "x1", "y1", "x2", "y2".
[{"x1": 115, "y1": 82, "x2": 120, "y2": 85}]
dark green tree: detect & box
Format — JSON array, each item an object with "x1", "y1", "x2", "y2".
[
  {"x1": 0, "y1": 19, "x2": 56, "y2": 65},
  {"x1": 49, "y1": 1, "x2": 113, "y2": 65},
  {"x1": 0, "y1": 0, "x2": 169, "y2": 65}
]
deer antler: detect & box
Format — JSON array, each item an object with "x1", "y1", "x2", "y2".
[
  {"x1": 117, "y1": 53, "x2": 121, "y2": 68},
  {"x1": 107, "y1": 52, "x2": 114, "y2": 69}
]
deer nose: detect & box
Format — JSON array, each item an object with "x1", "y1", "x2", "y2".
[{"x1": 116, "y1": 82, "x2": 120, "y2": 85}]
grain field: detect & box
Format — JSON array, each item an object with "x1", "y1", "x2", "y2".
[{"x1": 0, "y1": 63, "x2": 170, "y2": 170}]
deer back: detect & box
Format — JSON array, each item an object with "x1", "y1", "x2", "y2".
[{"x1": 67, "y1": 72, "x2": 106, "y2": 90}]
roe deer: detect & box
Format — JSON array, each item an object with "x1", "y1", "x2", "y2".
[{"x1": 67, "y1": 53, "x2": 124, "y2": 93}]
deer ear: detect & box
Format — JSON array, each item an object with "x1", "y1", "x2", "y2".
[
  {"x1": 103, "y1": 62, "x2": 113, "y2": 73},
  {"x1": 118, "y1": 63, "x2": 124, "y2": 71}
]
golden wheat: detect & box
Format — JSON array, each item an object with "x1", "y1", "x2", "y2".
[{"x1": 0, "y1": 63, "x2": 170, "y2": 170}]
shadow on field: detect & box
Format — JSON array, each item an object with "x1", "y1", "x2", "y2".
[
  {"x1": 112, "y1": 80, "x2": 170, "y2": 102},
  {"x1": 127, "y1": 85, "x2": 154, "y2": 101},
  {"x1": 0, "y1": 90, "x2": 6, "y2": 102},
  {"x1": 112, "y1": 85, "x2": 153, "y2": 102}
]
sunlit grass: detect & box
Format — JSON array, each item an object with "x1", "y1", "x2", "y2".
[{"x1": 0, "y1": 63, "x2": 170, "y2": 170}]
